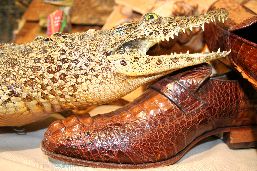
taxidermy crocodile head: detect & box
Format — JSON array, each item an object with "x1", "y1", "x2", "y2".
[{"x1": 104, "y1": 8, "x2": 230, "y2": 76}]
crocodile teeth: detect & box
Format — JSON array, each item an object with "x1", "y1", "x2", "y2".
[
  {"x1": 217, "y1": 48, "x2": 220, "y2": 53},
  {"x1": 169, "y1": 49, "x2": 230, "y2": 58},
  {"x1": 201, "y1": 24, "x2": 205, "y2": 31},
  {"x1": 218, "y1": 16, "x2": 221, "y2": 22},
  {"x1": 217, "y1": 16, "x2": 226, "y2": 23}
]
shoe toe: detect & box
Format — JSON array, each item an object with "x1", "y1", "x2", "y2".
[
  {"x1": 42, "y1": 115, "x2": 95, "y2": 158},
  {"x1": 42, "y1": 119, "x2": 66, "y2": 153}
]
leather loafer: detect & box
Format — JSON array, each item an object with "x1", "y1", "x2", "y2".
[
  {"x1": 204, "y1": 0, "x2": 257, "y2": 88},
  {"x1": 41, "y1": 64, "x2": 257, "y2": 168}
]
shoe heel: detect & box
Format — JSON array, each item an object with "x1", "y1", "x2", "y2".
[{"x1": 223, "y1": 126, "x2": 257, "y2": 149}]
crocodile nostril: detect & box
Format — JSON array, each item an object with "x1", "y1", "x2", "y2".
[{"x1": 120, "y1": 60, "x2": 127, "y2": 66}]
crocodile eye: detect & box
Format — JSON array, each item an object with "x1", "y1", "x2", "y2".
[{"x1": 145, "y1": 13, "x2": 158, "y2": 21}]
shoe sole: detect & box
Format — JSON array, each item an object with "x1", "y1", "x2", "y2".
[{"x1": 41, "y1": 126, "x2": 257, "y2": 169}]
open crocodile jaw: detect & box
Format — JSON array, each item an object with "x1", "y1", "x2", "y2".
[
  {"x1": 143, "y1": 9, "x2": 229, "y2": 57},
  {"x1": 108, "y1": 9, "x2": 231, "y2": 76}
]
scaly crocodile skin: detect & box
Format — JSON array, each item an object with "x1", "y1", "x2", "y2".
[
  {"x1": 0, "y1": 9, "x2": 230, "y2": 126},
  {"x1": 204, "y1": 0, "x2": 257, "y2": 88},
  {"x1": 42, "y1": 64, "x2": 257, "y2": 167}
]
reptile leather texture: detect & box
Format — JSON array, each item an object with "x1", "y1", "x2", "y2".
[
  {"x1": 42, "y1": 64, "x2": 257, "y2": 166},
  {"x1": 204, "y1": 0, "x2": 257, "y2": 88},
  {"x1": 205, "y1": 22, "x2": 257, "y2": 88}
]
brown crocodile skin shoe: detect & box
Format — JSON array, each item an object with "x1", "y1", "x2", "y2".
[
  {"x1": 204, "y1": 0, "x2": 257, "y2": 89},
  {"x1": 41, "y1": 64, "x2": 257, "y2": 169}
]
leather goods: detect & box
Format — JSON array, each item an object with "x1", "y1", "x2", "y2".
[
  {"x1": 41, "y1": 64, "x2": 257, "y2": 168},
  {"x1": 204, "y1": 0, "x2": 257, "y2": 89}
]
